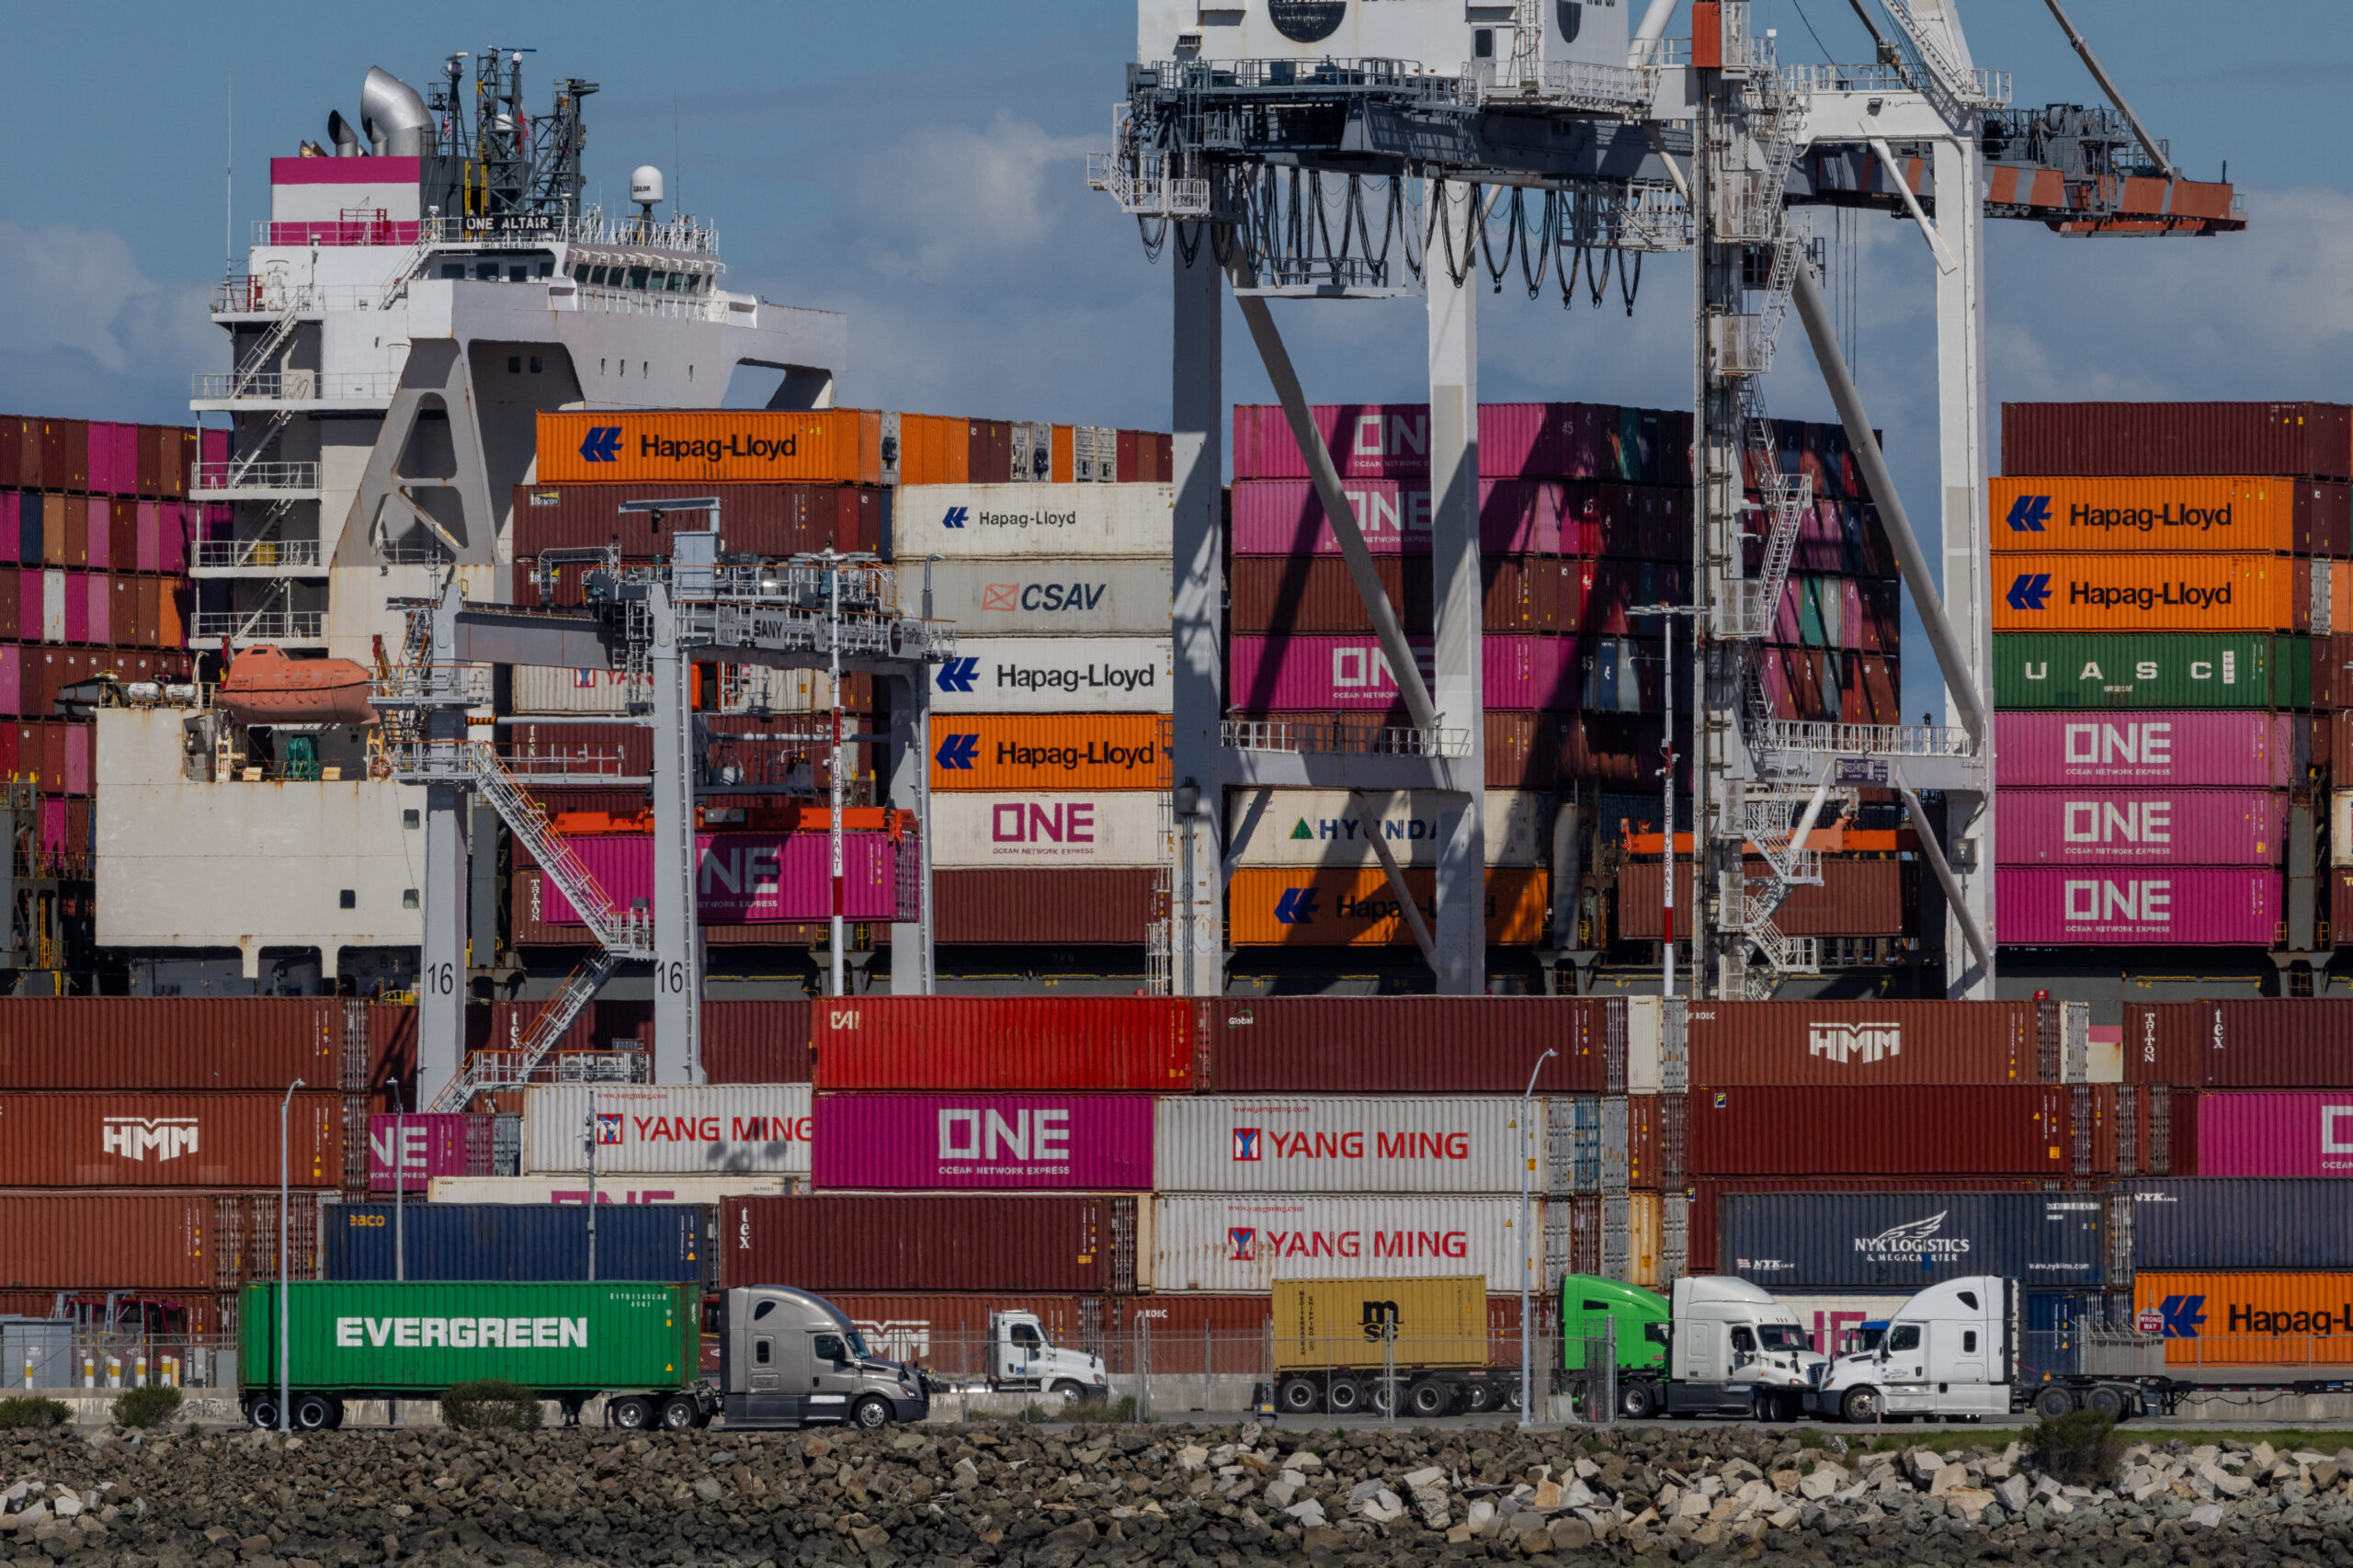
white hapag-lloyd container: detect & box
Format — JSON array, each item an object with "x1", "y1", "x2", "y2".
[
  {"x1": 929, "y1": 792, "x2": 1169, "y2": 868},
  {"x1": 894, "y1": 483, "x2": 1173, "y2": 559},
  {"x1": 426, "y1": 1174, "x2": 800, "y2": 1204},
  {"x1": 1154, "y1": 1096, "x2": 1540, "y2": 1195},
  {"x1": 1229, "y1": 790, "x2": 1551, "y2": 869},
  {"x1": 523, "y1": 1085, "x2": 813, "y2": 1175},
  {"x1": 905, "y1": 558, "x2": 1172, "y2": 636},
  {"x1": 1150, "y1": 1195, "x2": 1536, "y2": 1293},
  {"x1": 511, "y1": 664, "x2": 838, "y2": 715},
  {"x1": 931, "y1": 637, "x2": 1172, "y2": 714}
]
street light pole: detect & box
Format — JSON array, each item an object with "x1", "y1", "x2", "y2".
[
  {"x1": 389, "y1": 1075, "x2": 404, "y2": 1427},
  {"x1": 1518, "y1": 1048, "x2": 1557, "y2": 1429},
  {"x1": 585, "y1": 1086, "x2": 598, "y2": 1282},
  {"x1": 278, "y1": 1077, "x2": 305, "y2": 1434}
]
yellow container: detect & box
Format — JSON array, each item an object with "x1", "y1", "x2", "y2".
[{"x1": 1271, "y1": 1274, "x2": 1486, "y2": 1372}]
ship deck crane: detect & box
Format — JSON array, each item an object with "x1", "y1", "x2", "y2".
[{"x1": 1091, "y1": 0, "x2": 2239, "y2": 1001}]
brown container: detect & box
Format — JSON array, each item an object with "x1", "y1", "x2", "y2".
[
  {"x1": 2002, "y1": 402, "x2": 2353, "y2": 482},
  {"x1": 41, "y1": 494, "x2": 66, "y2": 565},
  {"x1": 1687, "y1": 1084, "x2": 2116, "y2": 1177},
  {"x1": 0, "y1": 1192, "x2": 324, "y2": 1292},
  {"x1": 0, "y1": 572, "x2": 17, "y2": 641},
  {"x1": 0, "y1": 417, "x2": 18, "y2": 488},
  {"x1": 134, "y1": 575, "x2": 160, "y2": 647},
  {"x1": 510, "y1": 483, "x2": 885, "y2": 559},
  {"x1": 1486, "y1": 711, "x2": 1563, "y2": 790},
  {"x1": 720, "y1": 1194, "x2": 1141, "y2": 1293},
  {"x1": 135, "y1": 426, "x2": 164, "y2": 497},
  {"x1": 1685, "y1": 1176, "x2": 2096, "y2": 1276},
  {"x1": 0, "y1": 1092, "x2": 343, "y2": 1187},
  {"x1": 2118, "y1": 1000, "x2": 2353, "y2": 1086},
  {"x1": 934, "y1": 868, "x2": 1159, "y2": 945},
  {"x1": 0, "y1": 998, "x2": 351, "y2": 1088},
  {"x1": 1623, "y1": 1092, "x2": 1686, "y2": 1189},
  {"x1": 969, "y1": 420, "x2": 1013, "y2": 484},
  {"x1": 501, "y1": 719, "x2": 653, "y2": 778},
  {"x1": 40, "y1": 419, "x2": 86, "y2": 492},
  {"x1": 163, "y1": 429, "x2": 193, "y2": 500},
  {"x1": 1617, "y1": 858, "x2": 1907, "y2": 938},
  {"x1": 1684, "y1": 999, "x2": 2059, "y2": 1085},
  {"x1": 108, "y1": 500, "x2": 137, "y2": 568},
  {"x1": 700, "y1": 1000, "x2": 814, "y2": 1083},
  {"x1": 1198, "y1": 998, "x2": 1610, "y2": 1094}
]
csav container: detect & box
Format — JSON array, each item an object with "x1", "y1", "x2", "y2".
[
  {"x1": 928, "y1": 637, "x2": 1171, "y2": 714},
  {"x1": 2189, "y1": 1094, "x2": 2353, "y2": 1176},
  {"x1": 1995, "y1": 790, "x2": 2286, "y2": 866},
  {"x1": 1994, "y1": 711, "x2": 2308, "y2": 788},
  {"x1": 1686, "y1": 1085, "x2": 2108, "y2": 1177},
  {"x1": 534, "y1": 410, "x2": 883, "y2": 485},
  {"x1": 1198, "y1": 998, "x2": 1610, "y2": 1095},
  {"x1": 1991, "y1": 553, "x2": 2312, "y2": 633},
  {"x1": 926, "y1": 713, "x2": 1167, "y2": 791},
  {"x1": 2001, "y1": 402, "x2": 2353, "y2": 482},
  {"x1": 0, "y1": 1091, "x2": 342, "y2": 1188},
  {"x1": 322, "y1": 1202, "x2": 712, "y2": 1283},
  {"x1": 1153, "y1": 1096, "x2": 1537, "y2": 1195},
  {"x1": 1993, "y1": 632, "x2": 2309, "y2": 708},
  {"x1": 1714, "y1": 1191, "x2": 2109, "y2": 1290},
  {"x1": 1225, "y1": 867, "x2": 1549, "y2": 945},
  {"x1": 811, "y1": 1094, "x2": 1154, "y2": 1191},
  {"x1": 2114, "y1": 1178, "x2": 2353, "y2": 1270},
  {"x1": 1998, "y1": 868, "x2": 2279, "y2": 945},
  {"x1": 892, "y1": 483, "x2": 1172, "y2": 559},
  {"x1": 1685, "y1": 1000, "x2": 2055, "y2": 1086},
  {"x1": 521, "y1": 1085, "x2": 812, "y2": 1176},
  {"x1": 813, "y1": 998, "x2": 1194, "y2": 1092},
  {"x1": 904, "y1": 558, "x2": 1171, "y2": 636},
  {"x1": 2120, "y1": 1001, "x2": 2353, "y2": 1087},
  {"x1": 720, "y1": 1194, "x2": 1142, "y2": 1293},
  {"x1": 1988, "y1": 475, "x2": 2351, "y2": 556},
  {"x1": 2129, "y1": 1272, "x2": 2353, "y2": 1369}
]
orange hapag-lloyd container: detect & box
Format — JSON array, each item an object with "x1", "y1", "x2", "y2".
[
  {"x1": 926, "y1": 714, "x2": 1170, "y2": 790},
  {"x1": 2131, "y1": 1272, "x2": 2353, "y2": 1369},
  {"x1": 535, "y1": 410, "x2": 882, "y2": 484},
  {"x1": 1991, "y1": 552, "x2": 2308, "y2": 633},
  {"x1": 1989, "y1": 475, "x2": 2350, "y2": 556},
  {"x1": 896, "y1": 414, "x2": 972, "y2": 486},
  {"x1": 1227, "y1": 868, "x2": 1549, "y2": 946}
]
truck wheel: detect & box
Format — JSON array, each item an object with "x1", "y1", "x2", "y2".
[
  {"x1": 1838, "y1": 1386, "x2": 1881, "y2": 1425},
  {"x1": 1324, "y1": 1377, "x2": 1365, "y2": 1415},
  {"x1": 659, "y1": 1395, "x2": 700, "y2": 1431},
  {"x1": 1619, "y1": 1381, "x2": 1657, "y2": 1420},
  {"x1": 291, "y1": 1392, "x2": 335, "y2": 1432},
  {"x1": 2033, "y1": 1385, "x2": 2075, "y2": 1418},
  {"x1": 1459, "y1": 1381, "x2": 1496, "y2": 1415},
  {"x1": 1404, "y1": 1378, "x2": 1452, "y2": 1418},
  {"x1": 1050, "y1": 1380, "x2": 1086, "y2": 1403},
  {"x1": 1365, "y1": 1378, "x2": 1401, "y2": 1417},
  {"x1": 1277, "y1": 1375, "x2": 1324, "y2": 1415},
  {"x1": 323, "y1": 1397, "x2": 346, "y2": 1430},
  {"x1": 246, "y1": 1395, "x2": 281, "y2": 1431},
  {"x1": 609, "y1": 1396, "x2": 654, "y2": 1430},
  {"x1": 851, "y1": 1395, "x2": 892, "y2": 1430},
  {"x1": 2085, "y1": 1384, "x2": 2129, "y2": 1420}
]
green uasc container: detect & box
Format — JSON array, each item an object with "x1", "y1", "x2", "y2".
[
  {"x1": 239, "y1": 1280, "x2": 699, "y2": 1396},
  {"x1": 1993, "y1": 631, "x2": 2310, "y2": 710}
]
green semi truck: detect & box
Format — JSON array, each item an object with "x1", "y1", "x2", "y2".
[
  {"x1": 240, "y1": 1280, "x2": 930, "y2": 1432},
  {"x1": 1558, "y1": 1274, "x2": 1828, "y2": 1420}
]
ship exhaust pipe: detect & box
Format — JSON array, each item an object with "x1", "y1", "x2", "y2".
[
  {"x1": 327, "y1": 109, "x2": 361, "y2": 157},
  {"x1": 360, "y1": 67, "x2": 430, "y2": 157}
]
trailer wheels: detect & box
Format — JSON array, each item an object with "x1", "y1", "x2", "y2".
[
  {"x1": 245, "y1": 1395, "x2": 281, "y2": 1431},
  {"x1": 1619, "y1": 1381, "x2": 1657, "y2": 1420},
  {"x1": 1324, "y1": 1377, "x2": 1366, "y2": 1415},
  {"x1": 609, "y1": 1396, "x2": 654, "y2": 1430},
  {"x1": 2085, "y1": 1384, "x2": 2129, "y2": 1421},
  {"x1": 1459, "y1": 1381, "x2": 1496, "y2": 1415},
  {"x1": 1838, "y1": 1386, "x2": 1881, "y2": 1425},
  {"x1": 291, "y1": 1392, "x2": 335, "y2": 1432},
  {"x1": 850, "y1": 1396, "x2": 892, "y2": 1430},
  {"x1": 1277, "y1": 1375, "x2": 1324, "y2": 1415},
  {"x1": 659, "y1": 1395, "x2": 700, "y2": 1431},
  {"x1": 1404, "y1": 1378, "x2": 1453, "y2": 1418}
]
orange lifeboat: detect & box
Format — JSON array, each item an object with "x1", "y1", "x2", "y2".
[{"x1": 214, "y1": 645, "x2": 379, "y2": 726}]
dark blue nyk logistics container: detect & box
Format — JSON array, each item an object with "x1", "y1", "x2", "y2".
[
  {"x1": 1717, "y1": 1191, "x2": 2109, "y2": 1290},
  {"x1": 323, "y1": 1203, "x2": 712, "y2": 1284},
  {"x1": 2113, "y1": 1178, "x2": 2353, "y2": 1272}
]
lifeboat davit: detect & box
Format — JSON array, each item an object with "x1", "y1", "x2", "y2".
[{"x1": 214, "y1": 645, "x2": 380, "y2": 726}]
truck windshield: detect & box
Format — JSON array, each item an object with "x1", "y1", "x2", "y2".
[
  {"x1": 1757, "y1": 1325, "x2": 1812, "y2": 1353},
  {"x1": 846, "y1": 1329, "x2": 875, "y2": 1360}
]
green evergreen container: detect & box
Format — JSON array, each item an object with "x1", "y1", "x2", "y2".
[
  {"x1": 1993, "y1": 632, "x2": 2310, "y2": 710},
  {"x1": 238, "y1": 1280, "x2": 699, "y2": 1397}
]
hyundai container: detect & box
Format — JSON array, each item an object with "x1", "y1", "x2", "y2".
[
  {"x1": 811, "y1": 1095, "x2": 1154, "y2": 1190},
  {"x1": 1151, "y1": 1195, "x2": 1531, "y2": 1293},
  {"x1": 905, "y1": 558, "x2": 1171, "y2": 636},
  {"x1": 926, "y1": 713, "x2": 1166, "y2": 791},
  {"x1": 1225, "y1": 868, "x2": 1549, "y2": 945},
  {"x1": 813, "y1": 997, "x2": 1193, "y2": 1092},
  {"x1": 720, "y1": 1194, "x2": 1142, "y2": 1293},
  {"x1": 1996, "y1": 789, "x2": 2285, "y2": 866},
  {"x1": 1198, "y1": 997, "x2": 1609, "y2": 1095},
  {"x1": 1997, "y1": 868, "x2": 2279, "y2": 945},
  {"x1": 2001, "y1": 402, "x2": 2352, "y2": 482},
  {"x1": 1687, "y1": 1085, "x2": 2109, "y2": 1177},
  {"x1": 1993, "y1": 631, "x2": 2310, "y2": 708},
  {"x1": 2120, "y1": 1001, "x2": 2353, "y2": 1086},
  {"x1": 1994, "y1": 711, "x2": 2308, "y2": 788},
  {"x1": 1989, "y1": 475, "x2": 2350, "y2": 556},
  {"x1": 1715, "y1": 1191, "x2": 2108, "y2": 1290},
  {"x1": 1229, "y1": 788, "x2": 1547, "y2": 868},
  {"x1": 928, "y1": 637, "x2": 1171, "y2": 713},
  {"x1": 892, "y1": 483, "x2": 1171, "y2": 559},
  {"x1": 323, "y1": 1202, "x2": 711, "y2": 1283},
  {"x1": 1153, "y1": 1096, "x2": 1536, "y2": 1195},
  {"x1": 523, "y1": 1085, "x2": 812, "y2": 1176},
  {"x1": 535, "y1": 410, "x2": 884, "y2": 485}
]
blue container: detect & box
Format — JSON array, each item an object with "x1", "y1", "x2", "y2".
[
  {"x1": 2018, "y1": 1290, "x2": 2110, "y2": 1378},
  {"x1": 2115, "y1": 1178, "x2": 2353, "y2": 1272},
  {"x1": 323, "y1": 1203, "x2": 711, "y2": 1284},
  {"x1": 1719, "y1": 1191, "x2": 2109, "y2": 1290}
]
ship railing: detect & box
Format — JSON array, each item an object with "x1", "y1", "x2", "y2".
[
  {"x1": 191, "y1": 371, "x2": 399, "y2": 403},
  {"x1": 191, "y1": 461, "x2": 320, "y2": 495},
  {"x1": 190, "y1": 608, "x2": 324, "y2": 642},
  {"x1": 251, "y1": 209, "x2": 722, "y2": 256},
  {"x1": 193, "y1": 539, "x2": 324, "y2": 571},
  {"x1": 555, "y1": 284, "x2": 733, "y2": 324}
]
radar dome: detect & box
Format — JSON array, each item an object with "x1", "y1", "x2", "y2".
[{"x1": 631, "y1": 165, "x2": 665, "y2": 206}]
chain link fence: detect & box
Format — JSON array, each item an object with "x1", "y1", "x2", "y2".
[{"x1": 0, "y1": 1324, "x2": 237, "y2": 1391}]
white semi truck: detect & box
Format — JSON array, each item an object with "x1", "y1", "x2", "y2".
[
  {"x1": 1569, "y1": 1275, "x2": 1829, "y2": 1419},
  {"x1": 984, "y1": 1310, "x2": 1110, "y2": 1401}
]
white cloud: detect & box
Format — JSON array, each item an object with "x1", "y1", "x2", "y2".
[
  {"x1": 830, "y1": 111, "x2": 1100, "y2": 287},
  {"x1": 0, "y1": 221, "x2": 215, "y2": 375}
]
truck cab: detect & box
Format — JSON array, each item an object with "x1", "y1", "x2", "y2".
[
  {"x1": 718, "y1": 1285, "x2": 930, "y2": 1429},
  {"x1": 1561, "y1": 1275, "x2": 1670, "y2": 1417},
  {"x1": 1815, "y1": 1275, "x2": 2016, "y2": 1424},
  {"x1": 988, "y1": 1311, "x2": 1108, "y2": 1400},
  {"x1": 1665, "y1": 1277, "x2": 1829, "y2": 1420}
]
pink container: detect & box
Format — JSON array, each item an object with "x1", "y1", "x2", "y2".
[
  {"x1": 135, "y1": 503, "x2": 160, "y2": 574},
  {"x1": 0, "y1": 646, "x2": 17, "y2": 717},
  {"x1": 60, "y1": 573, "x2": 86, "y2": 643},
  {"x1": 38, "y1": 800, "x2": 64, "y2": 858},
  {"x1": 368, "y1": 1112, "x2": 482, "y2": 1192},
  {"x1": 1228, "y1": 634, "x2": 1583, "y2": 710},
  {"x1": 540, "y1": 831, "x2": 913, "y2": 924},
  {"x1": 200, "y1": 429, "x2": 228, "y2": 466},
  {"x1": 84, "y1": 574, "x2": 108, "y2": 645},
  {"x1": 1228, "y1": 478, "x2": 1567, "y2": 555},
  {"x1": 84, "y1": 504, "x2": 109, "y2": 569},
  {"x1": 1995, "y1": 712, "x2": 2305, "y2": 789},
  {"x1": 1997, "y1": 867, "x2": 2279, "y2": 945},
  {"x1": 166, "y1": 506, "x2": 199, "y2": 574},
  {"x1": 2194, "y1": 1094, "x2": 2353, "y2": 1177},
  {"x1": 1232, "y1": 403, "x2": 1563, "y2": 480},
  {"x1": 811, "y1": 1094, "x2": 1154, "y2": 1190},
  {"x1": 85, "y1": 424, "x2": 135, "y2": 495},
  {"x1": 1997, "y1": 789, "x2": 2287, "y2": 867},
  {"x1": 63, "y1": 724, "x2": 89, "y2": 797}
]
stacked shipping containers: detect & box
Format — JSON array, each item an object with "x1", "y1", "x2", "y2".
[{"x1": 1994, "y1": 403, "x2": 2349, "y2": 949}]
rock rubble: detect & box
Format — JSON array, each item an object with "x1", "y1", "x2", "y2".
[{"x1": 1, "y1": 1422, "x2": 2348, "y2": 1567}]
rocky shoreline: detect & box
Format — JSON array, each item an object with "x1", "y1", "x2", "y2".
[{"x1": 4, "y1": 1420, "x2": 2348, "y2": 1566}]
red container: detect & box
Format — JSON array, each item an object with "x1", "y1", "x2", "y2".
[
  {"x1": 2120, "y1": 1000, "x2": 2353, "y2": 1086},
  {"x1": 1227, "y1": 478, "x2": 1568, "y2": 555},
  {"x1": 1996, "y1": 789, "x2": 2286, "y2": 867},
  {"x1": 933, "y1": 868, "x2": 1158, "y2": 944},
  {"x1": 509, "y1": 482, "x2": 886, "y2": 559},
  {"x1": 1995, "y1": 712, "x2": 2306, "y2": 789},
  {"x1": 1686, "y1": 1085, "x2": 2112, "y2": 1176},
  {"x1": 0, "y1": 1193, "x2": 243, "y2": 1290},
  {"x1": 813, "y1": 998, "x2": 1195, "y2": 1092},
  {"x1": 1998, "y1": 867, "x2": 2279, "y2": 945},
  {"x1": 811, "y1": 1094, "x2": 1155, "y2": 1190},
  {"x1": 0, "y1": 998, "x2": 351, "y2": 1087},
  {"x1": 1199, "y1": 998, "x2": 1609, "y2": 1094},
  {"x1": 2191, "y1": 1093, "x2": 2353, "y2": 1177},
  {"x1": 40, "y1": 419, "x2": 86, "y2": 492},
  {"x1": 1617, "y1": 859, "x2": 1906, "y2": 939},
  {"x1": 701, "y1": 1000, "x2": 814, "y2": 1083},
  {"x1": 719, "y1": 1194, "x2": 1142, "y2": 1292},
  {"x1": 2002, "y1": 402, "x2": 2353, "y2": 482},
  {"x1": 1685, "y1": 1000, "x2": 2058, "y2": 1086},
  {"x1": 0, "y1": 1091, "x2": 343, "y2": 1187}
]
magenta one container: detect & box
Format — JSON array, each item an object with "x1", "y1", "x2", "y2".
[
  {"x1": 2195, "y1": 1093, "x2": 2353, "y2": 1177},
  {"x1": 1995, "y1": 711, "x2": 2305, "y2": 788},
  {"x1": 541, "y1": 832, "x2": 911, "y2": 924},
  {"x1": 1232, "y1": 403, "x2": 1563, "y2": 481},
  {"x1": 1995, "y1": 789, "x2": 2286, "y2": 866},
  {"x1": 1228, "y1": 634, "x2": 1584, "y2": 710},
  {"x1": 1228, "y1": 478, "x2": 1567, "y2": 555},
  {"x1": 1997, "y1": 867, "x2": 2279, "y2": 945},
  {"x1": 812, "y1": 1094, "x2": 1154, "y2": 1190},
  {"x1": 367, "y1": 1112, "x2": 480, "y2": 1193}
]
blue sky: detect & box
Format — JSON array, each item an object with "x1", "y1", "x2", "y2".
[{"x1": 4, "y1": 1, "x2": 2348, "y2": 718}]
